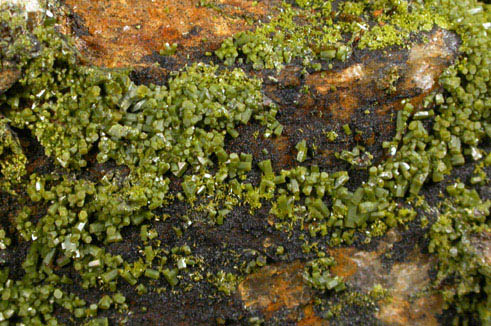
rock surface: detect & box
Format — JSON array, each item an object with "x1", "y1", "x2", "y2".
[
  {"x1": 0, "y1": 68, "x2": 20, "y2": 94},
  {"x1": 238, "y1": 229, "x2": 445, "y2": 326},
  {"x1": 1, "y1": 1, "x2": 479, "y2": 326},
  {"x1": 62, "y1": 0, "x2": 278, "y2": 68}
]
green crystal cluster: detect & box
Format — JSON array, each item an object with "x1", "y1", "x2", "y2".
[
  {"x1": 0, "y1": 0, "x2": 489, "y2": 325},
  {"x1": 0, "y1": 117, "x2": 26, "y2": 194},
  {"x1": 429, "y1": 182, "x2": 490, "y2": 323},
  {"x1": 302, "y1": 257, "x2": 345, "y2": 293},
  {"x1": 215, "y1": 0, "x2": 440, "y2": 71}
]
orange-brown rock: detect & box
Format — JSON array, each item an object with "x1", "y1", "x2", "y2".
[
  {"x1": 236, "y1": 228, "x2": 444, "y2": 326},
  {"x1": 329, "y1": 230, "x2": 444, "y2": 326},
  {"x1": 303, "y1": 29, "x2": 458, "y2": 122},
  {"x1": 238, "y1": 261, "x2": 313, "y2": 319},
  {"x1": 297, "y1": 305, "x2": 330, "y2": 326},
  {"x1": 62, "y1": 0, "x2": 277, "y2": 68}
]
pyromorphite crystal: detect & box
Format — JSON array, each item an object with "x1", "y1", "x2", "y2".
[
  {"x1": 296, "y1": 140, "x2": 308, "y2": 162},
  {"x1": 0, "y1": 0, "x2": 489, "y2": 324},
  {"x1": 163, "y1": 269, "x2": 179, "y2": 287}
]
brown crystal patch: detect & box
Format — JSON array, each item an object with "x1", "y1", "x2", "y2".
[{"x1": 62, "y1": 0, "x2": 277, "y2": 68}]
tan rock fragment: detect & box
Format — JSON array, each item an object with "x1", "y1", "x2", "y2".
[{"x1": 0, "y1": 68, "x2": 21, "y2": 94}]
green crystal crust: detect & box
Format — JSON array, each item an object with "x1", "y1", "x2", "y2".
[
  {"x1": 0, "y1": 0, "x2": 489, "y2": 325},
  {"x1": 215, "y1": 0, "x2": 441, "y2": 71}
]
